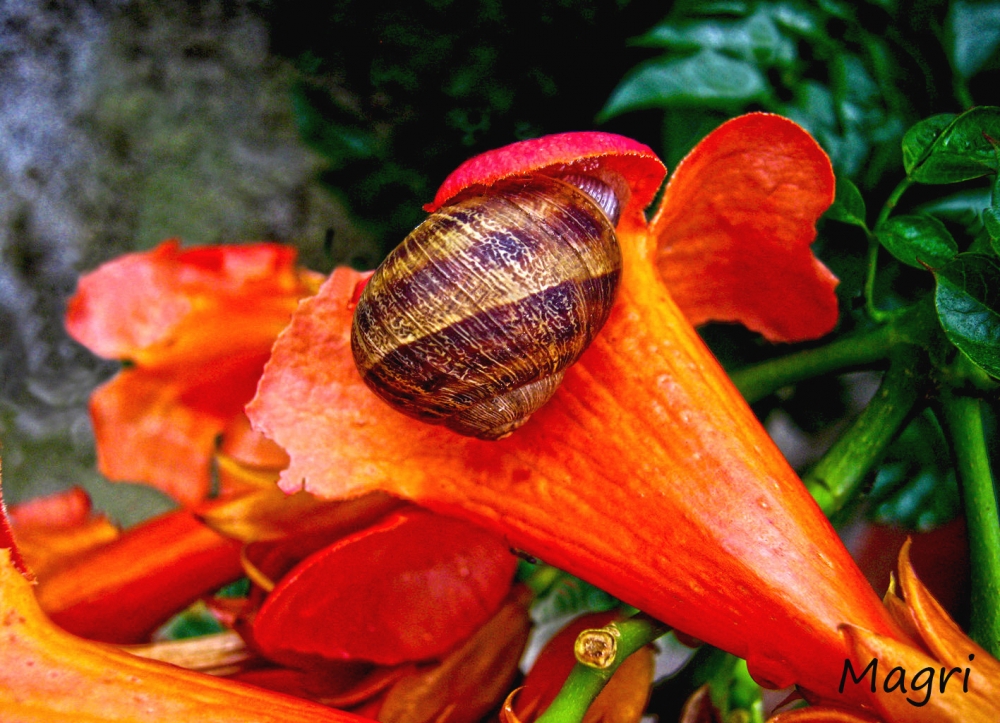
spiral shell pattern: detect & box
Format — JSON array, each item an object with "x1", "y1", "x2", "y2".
[{"x1": 351, "y1": 174, "x2": 621, "y2": 439}]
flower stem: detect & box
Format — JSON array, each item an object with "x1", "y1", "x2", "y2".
[
  {"x1": 730, "y1": 300, "x2": 936, "y2": 405},
  {"x1": 865, "y1": 176, "x2": 914, "y2": 322},
  {"x1": 941, "y1": 364, "x2": 1000, "y2": 657},
  {"x1": 803, "y1": 343, "x2": 928, "y2": 518},
  {"x1": 535, "y1": 613, "x2": 670, "y2": 723}
]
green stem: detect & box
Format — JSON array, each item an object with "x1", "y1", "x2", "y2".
[
  {"x1": 535, "y1": 613, "x2": 670, "y2": 723},
  {"x1": 803, "y1": 344, "x2": 928, "y2": 517},
  {"x1": 864, "y1": 231, "x2": 891, "y2": 323},
  {"x1": 731, "y1": 300, "x2": 936, "y2": 405},
  {"x1": 954, "y1": 73, "x2": 975, "y2": 110},
  {"x1": 875, "y1": 176, "x2": 913, "y2": 229},
  {"x1": 941, "y1": 367, "x2": 1000, "y2": 657},
  {"x1": 865, "y1": 177, "x2": 914, "y2": 322}
]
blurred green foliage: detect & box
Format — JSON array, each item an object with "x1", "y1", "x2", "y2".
[{"x1": 262, "y1": 0, "x2": 665, "y2": 262}]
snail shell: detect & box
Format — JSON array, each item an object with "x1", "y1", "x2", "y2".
[{"x1": 351, "y1": 173, "x2": 622, "y2": 440}]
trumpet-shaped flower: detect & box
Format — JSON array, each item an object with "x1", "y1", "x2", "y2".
[
  {"x1": 769, "y1": 541, "x2": 1000, "y2": 722},
  {"x1": 65, "y1": 240, "x2": 318, "y2": 506},
  {"x1": 247, "y1": 114, "x2": 908, "y2": 703}
]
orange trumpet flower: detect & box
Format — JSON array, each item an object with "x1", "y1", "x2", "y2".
[
  {"x1": 247, "y1": 114, "x2": 907, "y2": 704},
  {"x1": 770, "y1": 541, "x2": 1000, "y2": 722}
]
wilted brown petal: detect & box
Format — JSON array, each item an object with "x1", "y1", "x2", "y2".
[{"x1": 376, "y1": 586, "x2": 533, "y2": 723}]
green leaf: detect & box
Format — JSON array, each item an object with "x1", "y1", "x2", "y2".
[
  {"x1": 825, "y1": 176, "x2": 867, "y2": 227},
  {"x1": 988, "y1": 171, "x2": 1000, "y2": 244},
  {"x1": 876, "y1": 214, "x2": 958, "y2": 269},
  {"x1": 946, "y1": 0, "x2": 1000, "y2": 79},
  {"x1": 905, "y1": 107, "x2": 1000, "y2": 184},
  {"x1": 632, "y1": 9, "x2": 796, "y2": 68},
  {"x1": 935, "y1": 253, "x2": 1000, "y2": 377},
  {"x1": 530, "y1": 574, "x2": 618, "y2": 624},
  {"x1": 985, "y1": 207, "x2": 1000, "y2": 244},
  {"x1": 917, "y1": 188, "x2": 992, "y2": 237},
  {"x1": 155, "y1": 600, "x2": 226, "y2": 641},
  {"x1": 902, "y1": 114, "x2": 956, "y2": 176},
  {"x1": 598, "y1": 49, "x2": 769, "y2": 119},
  {"x1": 868, "y1": 412, "x2": 961, "y2": 531}
]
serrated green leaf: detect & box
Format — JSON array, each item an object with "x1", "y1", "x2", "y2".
[
  {"x1": 946, "y1": 0, "x2": 1000, "y2": 79},
  {"x1": 935, "y1": 253, "x2": 1000, "y2": 376},
  {"x1": 905, "y1": 107, "x2": 1000, "y2": 184},
  {"x1": 902, "y1": 114, "x2": 956, "y2": 176},
  {"x1": 877, "y1": 214, "x2": 958, "y2": 269},
  {"x1": 599, "y1": 50, "x2": 769, "y2": 119},
  {"x1": 826, "y1": 176, "x2": 867, "y2": 227}
]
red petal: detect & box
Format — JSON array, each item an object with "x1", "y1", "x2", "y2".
[
  {"x1": 8, "y1": 486, "x2": 94, "y2": 528},
  {"x1": 8, "y1": 487, "x2": 119, "y2": 580},
  {"x1": 37, "y1": 510, "x2": 242, "y2": 643},
  {"x1": 426, "y1": 132, "x2": 666, "y2": 228},
  {"x1": 649, "y1": 113, "x2": 838, "y2": 342},
  {"x1": 253, "y1": 509, "x2": 516, "y2": 666},
  {"x1": 0, "y1": 482, "x2": 31, "y2": 578}
]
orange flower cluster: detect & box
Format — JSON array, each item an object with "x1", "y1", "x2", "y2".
[{"x1": 0, "y1": 114, "x2": 995, "y2": 722}]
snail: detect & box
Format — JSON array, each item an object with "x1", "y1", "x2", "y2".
[{"x1": 351, "y1": 171, "x2": 624, "y2": 440}]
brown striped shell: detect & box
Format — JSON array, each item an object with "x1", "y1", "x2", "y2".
[{"x1": 351, "y1": 174, "x2": 622, "y2": 440}]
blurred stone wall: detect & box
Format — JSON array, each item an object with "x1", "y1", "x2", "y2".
[{"x1": 0, "y1": 0, "x2": 370, "y2": 522}]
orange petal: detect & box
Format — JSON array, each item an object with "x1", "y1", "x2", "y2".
[
  {"x1": 66, "y1": 240, "x2": 317, "y2": 506},
  {"x1": 376, "y1": 586, "x2": 533, "y2": 723},
  {"x1": 501, "y1": 688, "x2": 527, "y2": 723},
  {"x1": 89, "y1": 369, "x2": 268, "y2": 506},
  {"x1": 252, "y1": 509, "x2": 517, "y2": 665},
  {"x1": 200, "y1": 460, "x2": 402, "y2": 544},
  {"x1": 649, "y1": 113, "x2": 838, "y2": 342},
  {"x1": 8, "y1": 487, "x2": 120, "y2": 580},
  {"x1": 0, "y1": 547, "x2": 373, "y2": 723},
  {"x1": 249, "y1": 223, "x2": 900, "y2": 702},
  {"x1": 897, "y1": 540, "x2": 1000, "y2": 702},
  {"x1": 36, "y1": 510, "x2": 242, "y2": 643},
  {"x1": 219, "y1": 412, "x2": 291, "y2": 472},
  {"x1": 767, "y1": 706, "x2": 882, "y2": 722},
  {"x1": 843, "y1": 625, "x2": 1000, "y2": 722},
  {"x1": 515, "y1": 611, "x2": 654, "y2": 723},
  {"x1": 66, "y1": 240, "x2": 311, "y2": 368}
]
